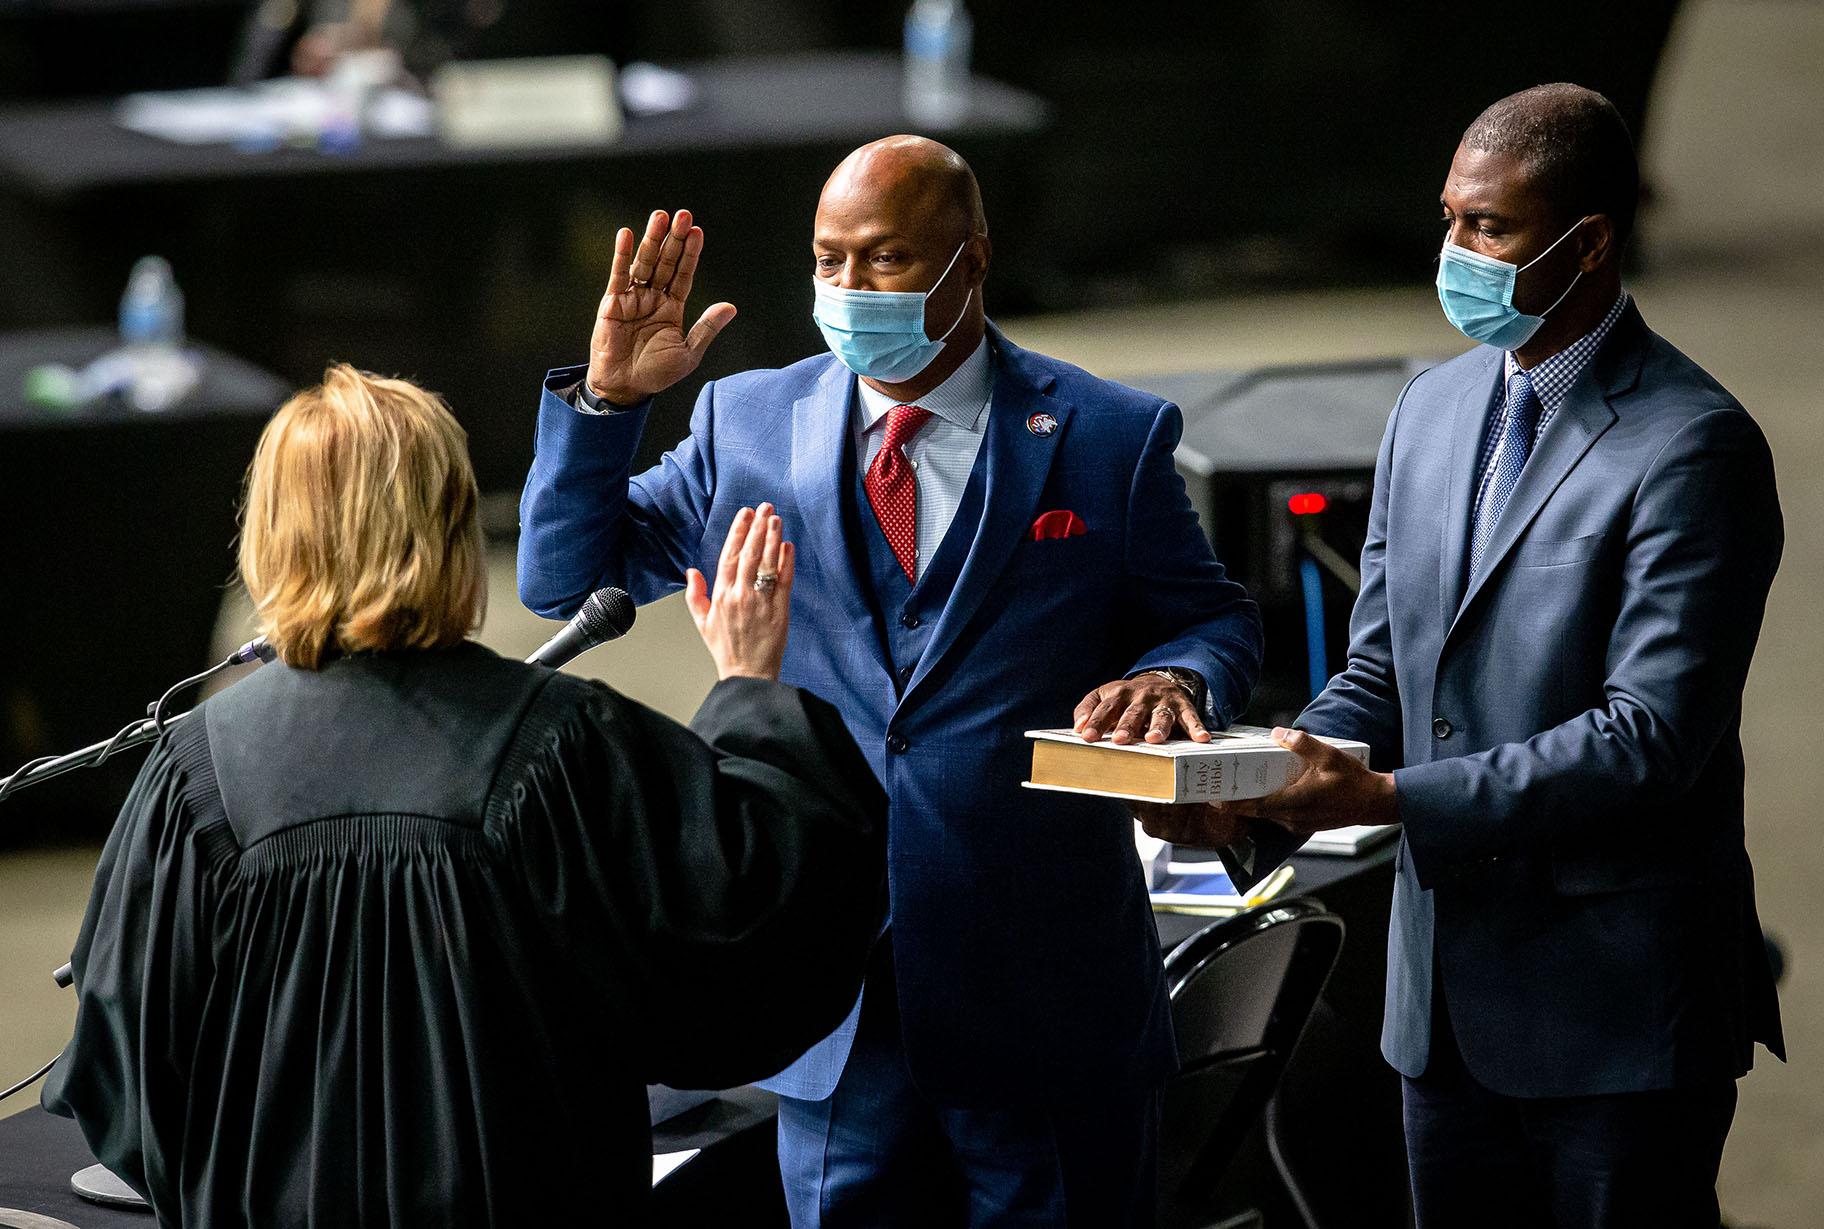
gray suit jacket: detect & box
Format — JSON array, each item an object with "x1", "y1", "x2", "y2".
[{"x1": 1297, "y1": 302, "x2": 1785, "y2": 1097}]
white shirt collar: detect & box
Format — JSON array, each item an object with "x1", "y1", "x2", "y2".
[{"x1": 854, "y1": 336, "x2": 994, "y2": 433}]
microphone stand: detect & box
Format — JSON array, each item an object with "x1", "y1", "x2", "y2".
[
  {"x1": 0, "y1": 641, "x2": 272, "y2": 1216},
  {"x1": 0, "y1": 712, "x2": 190, "y2": 801},
  {"x1": 0, "y1": 636, "x2": 271, "y2": 806}
]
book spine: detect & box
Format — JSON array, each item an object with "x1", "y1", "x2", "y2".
[{"x1": 1178, "y1": 752, "x2": 1236, "y2": 802}]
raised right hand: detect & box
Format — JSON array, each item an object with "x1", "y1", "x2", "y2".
[
  {"x1": 685, "y1": 503, "x2": 794, "y2": 681},
  {"x1": 586, "y1": 208, "x2": 737, "y2": 405}
]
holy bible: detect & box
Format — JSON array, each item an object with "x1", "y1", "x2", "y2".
[{"x1": 1023, "y1": 725, "x2": 1370, "y2": 803}]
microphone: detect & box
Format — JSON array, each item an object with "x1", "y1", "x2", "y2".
[
  {"x1": 226, "y1": 636, "x2": 277, "y2": 666},
  {"x1": 526, "y1": 587, "x2": 636, "y2": 668}
]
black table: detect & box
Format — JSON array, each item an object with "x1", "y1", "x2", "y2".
[
  {"x1": 0, "y1": 1087, "x2": 781, "y2": 1227},
  {"x1": 0, "y1": 53, "x2": 1047, "y2": 197},
  {"x1": 0, "y1": 52, "x2": 1050, "y2": 493},
  {"x1": 0, "y1": 327, "x2": 288, "y2": 840}
]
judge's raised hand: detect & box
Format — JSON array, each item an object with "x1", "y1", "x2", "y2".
[
  {"x1": 685, "y1": 503, "x2": 795, "y2": 681},
  {"x1": 586, "y1": 208, "x2": 738, "y2": 405}
]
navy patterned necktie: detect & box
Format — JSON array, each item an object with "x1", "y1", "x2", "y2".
[{"x1": 1469, "y1": 368, "x2": 1541, "y2": 578}]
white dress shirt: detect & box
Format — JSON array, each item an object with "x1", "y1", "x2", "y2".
[{"x1": 853, "y1": 337, "x2": 994, "y2": 584}]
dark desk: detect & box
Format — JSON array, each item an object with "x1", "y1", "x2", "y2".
[
  {"x1": 0, "y1": 1087, "x2": 781, "y2": 1226},
  {"x1": 0, "y1": 327, "x2": 288, "y2": 839},
  {"x1": 0, "y1": 54, "x2": 1046, "y2": 198},
  {"x1": 0, "y1": 52, "x2": 1050, "y2": 493}
]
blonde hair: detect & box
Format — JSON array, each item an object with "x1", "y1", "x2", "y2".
[{"x1": 238, "y1": 364, "x2": 485, "y2": 669}]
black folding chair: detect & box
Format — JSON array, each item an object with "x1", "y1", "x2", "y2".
[{"x1": 1157, "y1": 898, "x2": 1345, "y2": 1229}]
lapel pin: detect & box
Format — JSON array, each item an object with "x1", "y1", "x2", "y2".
[{"x1": 1026, "y1": 412, "x2": 1058, "y2": 437}]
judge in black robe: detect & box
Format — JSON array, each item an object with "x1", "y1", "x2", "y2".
[{"x1": 42, "y1": 365, "x2": 884, "y2": 1226}]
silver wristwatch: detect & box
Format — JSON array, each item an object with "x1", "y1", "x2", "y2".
[{"x1": 1141, "y1": 666, "x2": 1207, "y2": 710}]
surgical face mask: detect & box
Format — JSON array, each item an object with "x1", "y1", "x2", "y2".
[
  {"x1": 1435, "y1": 216, "x2": 1591, "y2": 350},
  {"x1": 811, "y1": 240, "x2": 972, "y2": 382}
]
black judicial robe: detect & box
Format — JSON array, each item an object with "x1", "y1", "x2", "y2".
[{"x1": 42, "y1": 642, "x2": 886, "y2": 1227}]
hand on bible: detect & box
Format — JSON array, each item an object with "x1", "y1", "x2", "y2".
[
  {"x1": 1072, "y1": 674, "x2": 1211, "y2": 744},
  {"x1": 586, "y1": 208, "x2": 738, "y2": 405},
  {"x1": 686, "y1": 503, "x2": 794, "y2": 681}
]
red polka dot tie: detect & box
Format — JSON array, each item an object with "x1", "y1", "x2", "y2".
[{"x1": 865, "y1": 405, "x2": 934, "y2": 583}]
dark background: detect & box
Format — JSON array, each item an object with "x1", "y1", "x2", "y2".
[{"x1": 0, "y1": 0, "x2": 1681, "y2": 478}]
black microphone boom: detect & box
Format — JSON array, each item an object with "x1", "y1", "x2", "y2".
[{"x1": 526, "y1": 587, "x2": 636, "y2": 668}]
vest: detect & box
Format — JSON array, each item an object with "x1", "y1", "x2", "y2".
[{"x1": 843, "y1": 417, "x2": 989, "y2": 706}]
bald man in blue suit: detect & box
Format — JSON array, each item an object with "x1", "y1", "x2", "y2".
[{"x1": 517, "y1": 137, "x2": 1262, "y2": 1226}]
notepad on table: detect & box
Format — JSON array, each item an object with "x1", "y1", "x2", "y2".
[
  {"x1": 652, "y1": 1149, "x2": 699, "y2": 1186},
  {"x1": 1300, "y1": 823, "x2": 1401, "y2": 856},
  {"x1": 1149, "y1": 861, "x2": 1296, "y2": 916}
]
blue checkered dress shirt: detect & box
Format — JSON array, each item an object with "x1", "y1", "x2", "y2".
[{"x1": 1470, "y1": 292, "x2": 1631, "y2": 527}]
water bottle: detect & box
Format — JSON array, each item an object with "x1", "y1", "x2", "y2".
[
  {"x1": 119, "y1": 255, "x2": 185, "y2": 349},
  {"x1": 903, "y1": 0, "x2": 972, "y2": 128},
  {"x1": 113, "y1": 256, "x2": 199, "y2": 411}
]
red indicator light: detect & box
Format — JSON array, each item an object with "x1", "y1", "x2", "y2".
[{"x1": 1288, "y1": 492, "x2": 1328, "y2": 516}]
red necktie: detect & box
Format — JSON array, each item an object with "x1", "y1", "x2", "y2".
[{"x1": 865, "y1": 405, "x2": 933, "y2": 582}]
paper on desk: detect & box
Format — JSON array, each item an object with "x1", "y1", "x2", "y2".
[
  {"x1": 652, "y1": 1149, "x2": 700, "y2": 1186},
  {"x1": 116, "y1": 81, "x2": 434, "y2": 146},
  {"x1": 1299, "y1": 823, "x2": 1400, "y2": 856},
  {"x1": 618, "y1": 62, "x2": 698, "y2": 116}
]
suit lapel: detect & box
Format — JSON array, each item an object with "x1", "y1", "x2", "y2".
[
  {"x1": 1444, "y1": 303, "x2": 1650, "y2": 642},
  {"x1": 790, "y1": 360, "x2": 890, "y2": 669},
  {"x1": 1438, "y1": 349, "x2": 1504, "y2": 624},
  {"x1": 902, "y1": 331, "x2": 1073, "y2": 705}
]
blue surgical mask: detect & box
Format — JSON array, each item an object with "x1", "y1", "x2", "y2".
[
  {"x1": 1436, "y1": 216, "x2": 1590, "y2": 350},
  {"x1": 812, "y1": 240, "x2": 972, "y2": 382}
]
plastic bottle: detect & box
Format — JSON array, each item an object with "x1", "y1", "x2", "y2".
[
  {"x1": 119, "y1": 255, "x2": 184, "y2": 348},
  {"x1": 113, "y1": 256, "x2": 199, "y2": 411},
  {"x1": 903, "y1": 0, "x2": 972, "y2": 128}
]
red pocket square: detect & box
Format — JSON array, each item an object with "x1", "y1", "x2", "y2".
[{"x1": 1029, "y1": 510, "x2": 1088, "y2": 540}]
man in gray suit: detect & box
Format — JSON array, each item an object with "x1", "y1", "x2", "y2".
[{"x1": 1141, "y1": 84, "x2": 1784, "y2": 1226}]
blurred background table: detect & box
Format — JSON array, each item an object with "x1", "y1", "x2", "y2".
[
  {"x1": 0, "y1": 51, "x2": 1049, "y2": 493},
  {"x1": 0, "y1": 327, "x2": 287, "y2": 842}
]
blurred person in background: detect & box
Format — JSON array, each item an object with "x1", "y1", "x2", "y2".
[
  {"x1": 1141, "y1": 84, "x2": 1784, "y2": 1228},
  {"x1": 44, "y1": 364, "x2": 886, "y2": 1226},
  {"x1": 517, "y1": 136, "x2": 1263, "y2": 1226}
]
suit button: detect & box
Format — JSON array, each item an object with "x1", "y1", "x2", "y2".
[
  {"x1": 900, "y1": 610, "x2": 921, "y2": 629},
  {"x1": 1433, "y1": 717, "x2": 1453, "y2": 740},
  {"x1": 897, "y1": 663, "x2": 915, "y2": 682},
  {"x1": 887, "y1": 733, "x2": 910, "y2": 754}
]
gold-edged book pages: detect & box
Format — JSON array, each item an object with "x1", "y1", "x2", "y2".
[{"x1": 1023, "y1": 726, "x2": 1370, "y2": 804}]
